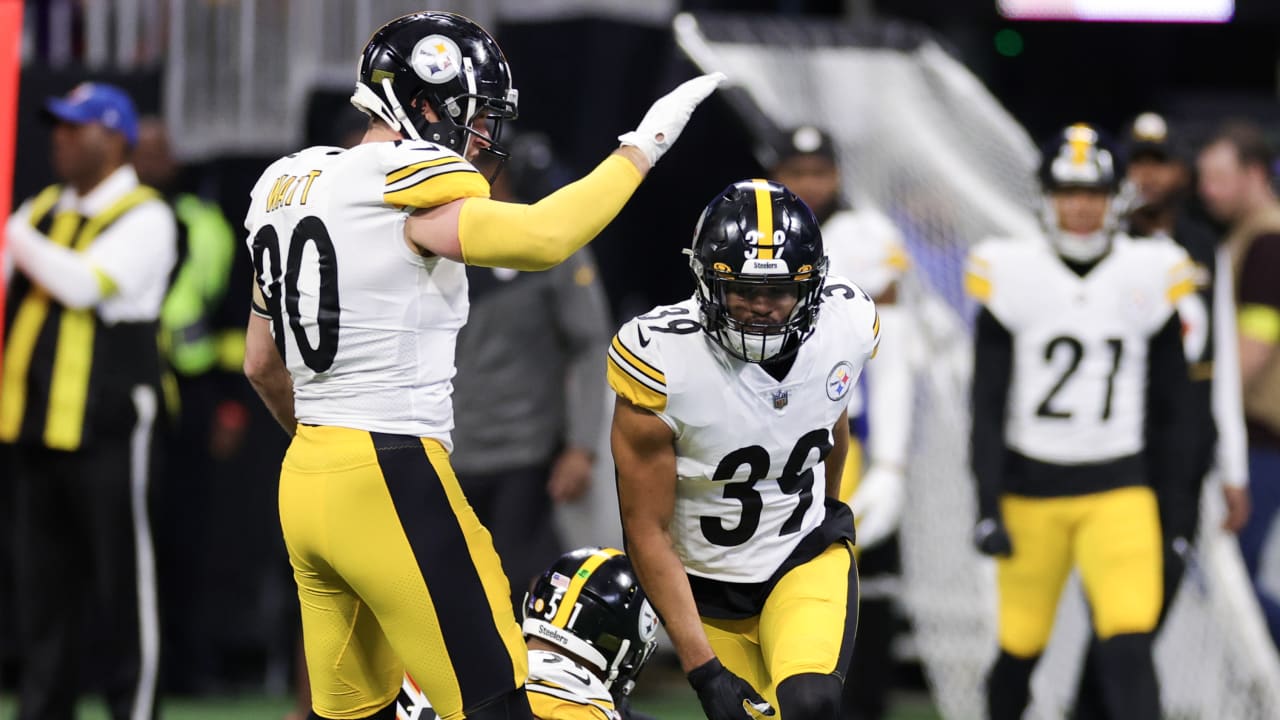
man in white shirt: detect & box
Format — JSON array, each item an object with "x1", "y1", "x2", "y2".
[{"x1": 2, "y1": 81, "x2": 177, "y2": 720}]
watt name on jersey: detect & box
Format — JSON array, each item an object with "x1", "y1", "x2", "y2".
[
  {"x1": 243, "y1": 140, "x2": 489, "y2": 445},
  {"x1": 397, "y1": 651, "x2": 619, "y2": 720},
  {"x1": 965, "y1": 234, "x2": 1195, "y2": 464},
  {"x1": 607, "y1": 275, "x2": 880, "y2": 583}
]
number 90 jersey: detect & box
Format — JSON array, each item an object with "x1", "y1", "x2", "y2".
[
  {"x1": 608, "y1": 276, "x2": 880, "y2": 583},
  {"x1": 965, "y1": 234, "x2": 1195, "y2": 464},
  {"x1": 243, "y1": 141, "x2": 489, "y2": 446}
]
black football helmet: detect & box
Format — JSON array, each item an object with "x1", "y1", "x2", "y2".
[
  {"x1": 688, "y1": 179, "x2": 828, "y2": 363},
  {"x1": 352, "y1": 12, "x2": 518, "y2": 158},
  {"x1": 523, "y1": 548, "x2": 658, "y2": 696},
  {"x1": 1038, "y1": 123, "x2": 1118, "y2": 194}
]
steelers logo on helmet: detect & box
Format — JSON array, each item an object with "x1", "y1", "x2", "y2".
[
  {"x1": 637, "y1": 599, "x2": 659, "y2": 643},
  {"x1": 411, "y1": 34, "x2": 462, "y2": 84},
  {"x1": 688, "y1": 179, "x2": 828, "y2": 363}
]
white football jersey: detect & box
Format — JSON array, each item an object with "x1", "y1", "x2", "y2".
[
  {"x1": 608, "y1": 276, "x2": 880, "y2": 582},
  {"x1": 397, "y1": 651, "x2": 619, "y2": 720},
  {"x1": 965, "y1": 234, "x2": 1195, "y2": 464},
  {"x1": 243, "y1": 140, "x2": 489, "y2": 446},
  {"x1": 822, "y1": 207, "x2": 910, "y2": 300}
]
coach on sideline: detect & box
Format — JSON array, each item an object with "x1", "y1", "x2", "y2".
[{"x1": 2, "y1": 82, "x2": 177, "y2": 720}]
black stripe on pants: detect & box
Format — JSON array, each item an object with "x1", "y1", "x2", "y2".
[{"x1": 371, "y1": 432, "x2": 517, "y2": 713}]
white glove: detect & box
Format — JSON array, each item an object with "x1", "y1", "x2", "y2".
[
  {"x1": 618, "y1": 72, "x2": 727, "y2": 167},
  {"x1": 850, "y1": 464, "x2": 905, "y2": 549}
]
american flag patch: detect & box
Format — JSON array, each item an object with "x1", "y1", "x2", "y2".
[{"x1": 550, "y1": 572, "x2": 571, "y2": 590}]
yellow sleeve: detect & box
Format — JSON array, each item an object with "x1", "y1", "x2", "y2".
[
  {"x1": 458, "y1": 154, "x2": 643, "y2": 271},
  {"x1": 606, "y1": 322, "x2": 667, "y2": 414}
]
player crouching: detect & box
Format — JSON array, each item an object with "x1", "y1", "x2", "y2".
[{"x1": 398, "y1": 548, "x2": 658, "y2": 720}]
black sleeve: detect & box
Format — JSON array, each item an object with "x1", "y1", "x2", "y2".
[
  {"x1": 971, "y1": 307, "x2": 1013, "y2": 520},
  {"x1": 1146, "y1": 311, "x2": 1199, "y2": 540}
]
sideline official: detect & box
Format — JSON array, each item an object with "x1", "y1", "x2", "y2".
[{"x1": 2, "y1": 82, "x2": 177, "y2": 720}]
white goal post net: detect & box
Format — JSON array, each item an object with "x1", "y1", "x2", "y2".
[{"x1": 674, "y1": 11, "x2": 1280, "y2": 719}]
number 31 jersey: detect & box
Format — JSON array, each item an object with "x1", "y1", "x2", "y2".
[
  {"x1": 607, "y1": 276, "x2": 880, "y2": 583},
  {"x1": 243, "y1": 140, "x2": 489, "y2": 446},
  {"x1": 965, "y1": 234, "x2": 1195, "y2": 464}
]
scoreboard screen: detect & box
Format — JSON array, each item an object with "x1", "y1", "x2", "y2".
[{"x1": 998, "y1": 0, "x2": 1233, "y2": 22}]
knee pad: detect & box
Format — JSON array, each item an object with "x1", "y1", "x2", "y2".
[
  {"x1": 987, "y1": 650, "x2": 1038, "y2": 720},
  {"x1": 463, "y1": 689, "x2": 535, "y2": 720},
  {"x1": 1094, "y1": 632, "x2": 1160, "y2": 720},
  {"x1": 776, "y1": 673, "x2": 842, "y2": 720}
]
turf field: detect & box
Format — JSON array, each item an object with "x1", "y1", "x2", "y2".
[
  {"x1": 0, "y1": 690, "x2": 943, "y2": 719},
  {"x1": 1, "y1": 661, "x2": 943, "y2": 719}
]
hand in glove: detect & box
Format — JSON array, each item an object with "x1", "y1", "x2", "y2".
[
  {"x1": 850, "y1": 464, "x2": 906, "y2": 549},
  {"x1": 973, "y1": 516, "x2": 1013, "y2": 557},
  {"x1": 619, "y1": 72, "x2": 727, "y2": 167},
  {"x1": 687, "y1": 658, "x2": 775, "y2": 720}
]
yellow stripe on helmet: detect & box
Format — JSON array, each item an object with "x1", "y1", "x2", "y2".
[
  {"x1": 550, "y1": 547, "x2": 624, "y2": 627},
  {"x1": 752, "y1": 179, "x2": 774, "y2": 260}
]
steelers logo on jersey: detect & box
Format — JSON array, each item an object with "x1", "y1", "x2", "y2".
[
  {"x1": 827, "y1": 361, "x2": 854, "y2": 401},
  {"x1": 411, "y1": 34, "x2": 462, "y2": 84}
]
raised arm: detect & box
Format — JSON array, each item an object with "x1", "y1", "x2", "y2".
[{"x1": 405, "y1": 73, "x2": 725, "y2": 269}]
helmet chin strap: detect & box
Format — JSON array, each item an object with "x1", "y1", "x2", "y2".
[
  {"x1": 381, "y1": 78, "x2": 423, "y2": 141},
  {"x1": 460, "y1": 57, "x2": 478, "y2": 158}
]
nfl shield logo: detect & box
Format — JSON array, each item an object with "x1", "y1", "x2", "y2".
[{"x1": 772, "y1": 389, "x2": 789, "y2": 409}]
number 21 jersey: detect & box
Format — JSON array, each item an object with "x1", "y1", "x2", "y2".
[
  {"x1": 607, "y1": 276, "x2": 880, "y2": 583},
  {"x1": 965, "y1": 234, "x2": 1195, "y2": 464},
  {"x1": 243, "y1": 140, "x2": 489, "y2": 446}
]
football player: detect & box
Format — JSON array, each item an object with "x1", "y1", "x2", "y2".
[
  {"x1": 966, "y1": 123, "x2": 1198, "y2": 720},
  {"x1": 241, "y1": 11, "x2": 723, "y2": 720},
  {"x1": 770, "y1": 126, "x2": 915, "y2": 720},
  {"x1": 611, "y1": 180, "x2": 880, "y2": 719},
  {"x1": 397, "y1": 547, "x2": 659, "y2": 720},
  {"x1": 1072, "y1": 112, "x2": 1252, "y2": 720}
]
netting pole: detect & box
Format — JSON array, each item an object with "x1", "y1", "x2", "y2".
[{"x1": 0, "y1": 0, "x2": 21, "y2": 374}]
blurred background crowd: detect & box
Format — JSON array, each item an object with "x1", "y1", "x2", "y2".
[{"x1": 2, "y1": 1, "x2": 1280, "y2": 719}]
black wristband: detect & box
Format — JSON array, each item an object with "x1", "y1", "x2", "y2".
[{"x1": 687, "y1": 657, "x2": 724, "y2": 689}]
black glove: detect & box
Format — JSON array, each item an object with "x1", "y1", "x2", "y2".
[
  {"x1": 687, "y1": 658, "x2": 775, "y2": 720},
  {"x1": 974, "y1": 516, "x2": 1013, "y2": 557}
]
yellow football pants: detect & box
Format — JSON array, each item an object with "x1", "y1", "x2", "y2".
[
  {"x1": 997, "y1": 486, "x2": 1163, "y2": 658},
  {"x1": 701, "y1": 542, "x2": 859, "y2": 716},
  {"x1": 279, "y1": 425, "x2": 528, "y2": 720}
]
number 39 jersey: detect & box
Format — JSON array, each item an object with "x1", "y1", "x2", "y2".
[
  {"x1": 243, "y1": 141, "x2": 489, "y2": 446},
  {"x1": 965, "y1": 234, "x2": 1195, "y2": 464},
  {"x1": 608, "y1": 276, "x2": 880, "y2": 583}
]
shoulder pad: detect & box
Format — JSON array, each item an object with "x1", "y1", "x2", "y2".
[
  {"x1": 367, "y1": 140, "x2": 490, "y2": 208},
  {"x1": 1134, "y1": 235, "x2": 1196, "y2": 305},
  {"x1": 607, "y1": 312, "x2": 670, "y2": 413},
  {"x1": 822, "y1": 275, "x2": 880, "y2": 358},
  {"x1": 964, "y1": 236, "x2": 1026, "y2": 304}
]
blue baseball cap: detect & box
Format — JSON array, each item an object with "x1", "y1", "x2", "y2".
[{"x1": 42, "y1": 82, "x2": 139, "y2": 146}]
